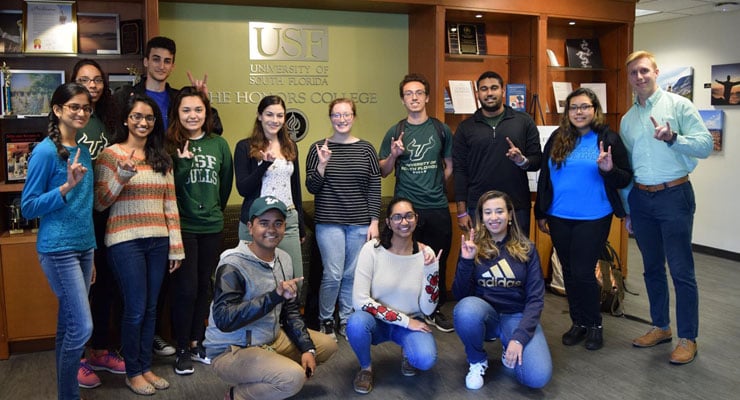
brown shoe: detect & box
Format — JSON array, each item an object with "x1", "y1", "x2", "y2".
[
  {"x1": 632, "y1": 326, "x2": 672, "y2": 348},
  {"x1": 353, "y1": 369, "x2": 374, "y2": 394},
  {"x1": 670, "y1": 338, "x2": 697, "y2": 364}
]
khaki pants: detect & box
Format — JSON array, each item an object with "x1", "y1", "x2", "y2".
[{"x1": 212, "y1": 329, "x2": 337, "y2": 400}]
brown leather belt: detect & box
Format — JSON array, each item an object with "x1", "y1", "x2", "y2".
[{"x1": 635, "y1": 176, "x2": 689, "y2": 192}]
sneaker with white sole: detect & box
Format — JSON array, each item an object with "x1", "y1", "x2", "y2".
[
  {"x1": 465, "y1": 360, "x2": 488, "y2": 390},
  {"x1": 87, "y1": 350, "x2": 125, "y2": 374},
  {"x1": 77, "y1": 360, "x2": 102, "y2": 389},
  {"x1": 320, "y1": 319, "x2": 337, "y2": 342},
  {"x1": 401, "y1": 357, "x2": 417, "y2": 377},
  {"x1": 425, "y1": 311, "x2": 454, "y2": 333},
  {"x1": 174, "y1": 348, "x2": 195, "y2": 375},
  {"x1": 190, "y1": 344, "x2": 212, "y2": 365},
  {"x1": 153, "y1": 335, "x2": 176, "y2": 356}
]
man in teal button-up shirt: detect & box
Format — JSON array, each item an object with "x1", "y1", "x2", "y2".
[{"x1": 620, "y1": 50, "x2": 712, "y2": 366}]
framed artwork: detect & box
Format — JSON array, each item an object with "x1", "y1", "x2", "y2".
[
  {"x1": 565, "y1": 39, "x2": 603, "y2": 69},
  {"x1": 23, "y1": 1, "x2": 77, "y2": 54},
  {"x1": 4, "y1": 131, "x2": 44, "y2": 182},
  {"x1": 0, "y1": 10, "x2": 23, "y2": 54},
  {"x1": 108, "y1": 73, "x2": 136, "y2": 94},
  {"x1": 711, "y1": 63, "x2": 740, "y2": 106},
  {"x1": 699, "y1": 109, "x2": 724, "y2": 152},
  {"x1": 657, "y1": 66, "x2": 694, "y2": 100},
  {"x1": 77, "y1": 12, "x2": 120, "y2": 55},
  {"x1": 0, "y1": 69, "x2": 64, "y2": 117},
  {"x1": 120, "y1": 19, "x2": 143, "y2": 55}
]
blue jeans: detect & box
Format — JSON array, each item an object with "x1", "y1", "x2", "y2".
[
  {"x1": 454, "y1": 296, "x2": 552, "y2": 389},
  {"x1": 346, "y1": 310, "x2": 437, "y2": 370},
  {"x1": 315, "y1": 223, "x2": 367, "y2": 323},
  {"x1": 628, "y1": 182, "x2": 698, "y2": 339},
  {"x1": 108, "y1": 237, "x2": 169, "y2": 377},
  {"x1": 38, "y1": 249, "x2": 94, "y2": 400}
]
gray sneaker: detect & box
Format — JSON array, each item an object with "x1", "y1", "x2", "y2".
[
  {"x1": 401, "y1": 357, "x2": 417, "y2": 377},
  {"x1": 320, "y1": 319, "x2": 337, "y2": 342}
]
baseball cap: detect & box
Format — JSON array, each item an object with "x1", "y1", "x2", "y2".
[{"x1": 249, "y1": 196, "x2": 287, "y2": 220}]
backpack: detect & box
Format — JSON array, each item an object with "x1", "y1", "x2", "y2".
[{"x1": 595, "y1": 240, "x2": 635, "y2": 317}]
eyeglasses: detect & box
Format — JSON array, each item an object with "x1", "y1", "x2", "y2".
[
  {"x1": 403, "y1": 90, "x2": 426, "y2": 98},
  {"x1": 330, "y1": 112, "x2": 354, "y2": 120},
  {"x1": 389, "y1": 212, "x2": 417, "y2": 223},
  {"x1": 63, "y1": 103, "x2": 93, "y2": 114},
  {"x1": 76, "y1": 77, "x2": 104, "y2": 85},
  {"x1": 129, "y1": 113, "x2": 156, "y2": 123},
  {"x1": 568, "y1": 104, "x2": 594, "y2": 113}
]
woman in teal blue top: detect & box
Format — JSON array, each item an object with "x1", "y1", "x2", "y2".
[
  {"x1": 21, "y1": 82, "x2": 96, "y2": 400},
  {"x1": 534, "y1": 87, "x2": 632, "y2": 351}
]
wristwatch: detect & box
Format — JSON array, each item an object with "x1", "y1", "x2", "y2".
[{"x1": 307, "y1": 349, "x2": 316, "y2": 356}]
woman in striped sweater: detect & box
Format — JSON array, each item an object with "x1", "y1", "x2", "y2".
[
  {"x1": 305, "y1": 98, "x2": 381, "y2": 340},
  {"x1": 94, "y1": 94, "x2": 184, "y2": 396}
]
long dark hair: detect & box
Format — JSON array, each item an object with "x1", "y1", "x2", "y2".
[
  {"x1": 248, "y1": 95, "x2": 296, "y2": 161},
  {"x1": 70, "y1": 59, "x2": 117, "y2": 135},
  {"x1": 473, "y1": 190, "x2": 531, "y2": 263},
  {"x1": 115, "y1": 94, "x2": 172, "y2": 175},
  {"x1": 376, "y1": 197, "x2": 419, "y2": 251},
  {"x1": 48, "y1": 82, "x2": 91, "y2": 161},
  {"x1": 551, "y1": 87, "x2": 607, "y2": 168},
  {"x1": 166, "y1": 86, "x2": 213, "y2": 153}
]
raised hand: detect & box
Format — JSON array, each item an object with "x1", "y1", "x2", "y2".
[
  {"x1": 259, "y1": 149, "x2": 276, "y2": 163},
  {"x1": 596, "y1": 140, "x2": 613, "y2": 171},
  {"x1": 177, "y1": 140, "x2": 194, "y2": 159},
  {"x1": 390, "y1": 132, "x2": 405, "y2": 158},
  {"x1": 650, "y1": 116, "x2": 675, "y2": 143},
  {"x1": 66, "y1": 148, "x2": 88, "y2": 189},
  {"x1": 276, "y1": 277, "x2": 304, "y2": 300},
  {"x1": 505, "y1": 137, "x2": 526, "y2": 164},
  {"x1": 117, "y1": 149, "x2": 137, "y2": 172},
  {"x1": 316, "y1": 138, "x2": 332, "y2": 164},
  {"x1": 460, "y1": 228, "x2": 477, "y2": 260},
  {"x1": 419, "y1": 243, "x2": 443, "y2": 265},
  {"x1": 187, "y1": 71, "x2": 209, "y2": 97}
]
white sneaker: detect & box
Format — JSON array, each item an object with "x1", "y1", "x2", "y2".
[{"x1": 465, "y1": 360, "x2": 488, "y2": 390}]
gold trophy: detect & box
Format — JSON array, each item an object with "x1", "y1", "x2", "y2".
[{"x1": 1, "y1": 62, "x2": 13, "y2": 117}]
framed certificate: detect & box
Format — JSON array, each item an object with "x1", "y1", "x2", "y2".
[{"x1": 22, "y1": 1, "x2": 77, "y2": 54}]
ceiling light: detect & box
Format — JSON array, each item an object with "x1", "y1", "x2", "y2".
[
  {"x1": 715, "y1": 2, "x2": 740, "y2": 12},
  {"x1": 568, "y1": 21, "x2": 576, "y2": 25},
  {"x1": 475, "y1": 14, "x2": 483, "y2": 18},
  {"x1": 635, "y1": 8, "x2": 660, "y2": 17}
]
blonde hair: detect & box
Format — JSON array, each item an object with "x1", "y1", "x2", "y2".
[{"x1": 625, "y1": 50, "x2": 658, "y2": 69}]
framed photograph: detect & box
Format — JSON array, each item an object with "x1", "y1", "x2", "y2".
[
  {"x1": 711, "y1": 63, "x2": 740, "y2": 106},
  {"x1": 0, "y1": 10, "x2": 23, "y2": 54},
  {"x1": 77, "y1": 12, "x2": 120, "y2": 55},
  {"x1": 23, "y1": 1, "x2": 77, "y2": 54},
  {"x1": 658, "y1": 66, "x2": 694, "y2": 100},
  {"x1": 108, "y1": 73, "x2": 136, "y2": 95},
  {"x1": 699, "y1": 109, "x2": 724, "y2": 152},
  {"x1": 0, "y1": 69, "x2": 64, "y2": 117},
  {"x1": 5, "y1": 131, "x2": 44, "y2": 182}
]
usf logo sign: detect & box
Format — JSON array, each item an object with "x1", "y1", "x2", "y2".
[{"x1": 249, "y1": 22, "x2": 328, "y2": 61}]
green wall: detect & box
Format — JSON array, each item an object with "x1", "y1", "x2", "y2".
[{"x1": 159, "y1": 2, "x2": 409, "y2": 205}]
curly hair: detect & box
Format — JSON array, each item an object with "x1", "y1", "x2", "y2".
[{"x1": 550, "y1": 87, "x2": 607, "y2": 169}]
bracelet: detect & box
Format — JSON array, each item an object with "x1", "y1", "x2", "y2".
[
  {"x1": 515, "y1": 157, "x2": 529, "y2": 167},
  {"x1": 457, "y1": 212, "x2": 468, "y2": 218}
]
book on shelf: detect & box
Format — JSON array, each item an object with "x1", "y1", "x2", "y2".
[
  {"x1": 546, "y1": 49, "x2": 560, "y2": 67},
  {"x1": 443, "y1": 88, "x2": 454, "y2": 113},
  {"x1": 448, "y1": 80, "x2": 478, "y2": 114},
  {"x1": 4, "y1": 131, "x2": 44, "y2": 183},
  {"x1": 446, "y1": 23, "x2": 486, "y2": 55},
  {"x1": 565, "y1": 39, "x2": 603, "y2": 69},
  {"x1": 579, "y1": 83, "x2": 607, "y2": 113},
  {"x1": 552, "y1": 82, "x2": 573, "y2": 114},
  {"x1": 506, "y1": 83, "x2": 527, "y2": 112}
]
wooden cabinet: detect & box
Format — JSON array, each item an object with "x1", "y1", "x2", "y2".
[{"x1": 0, "y1": 0, "x2": 157, "y2": 359}]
